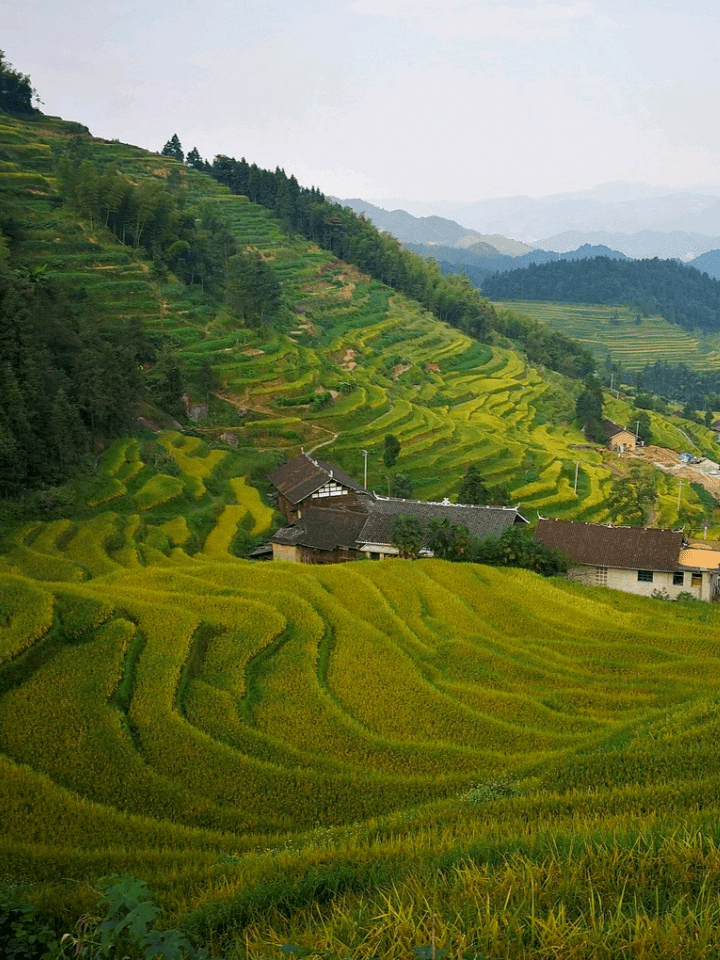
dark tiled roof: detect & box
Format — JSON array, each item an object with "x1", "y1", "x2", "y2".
[
  {"x1": 272, "y1": 506, "x2": 369, "y2": 552},
  {"x1": 603, "y1": 419, "x2": 632, "y2": 438},
  {"x1": 268, "y1": 452, "x2": 366, "y2": 505},
  {"x1": 358, "y1": 497, "x2": 526, "y2": 547},
  {"x1": 534, "y1": 518, "x2": 684, "y2": 571}
]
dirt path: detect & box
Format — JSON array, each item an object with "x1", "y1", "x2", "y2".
[{"x1": 625, "y1": 444, "x2": 720, "y2": 502}]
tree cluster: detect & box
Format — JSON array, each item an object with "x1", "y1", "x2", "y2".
[
  {"x1": 389, "y1": 512, "x2": 568, "y2": 575},
  {"x1": 225, "y1": 250, "x2": 282, "y2": 326},
  {"x1": 575, "y1": 376, "x2": 605, "y2": 442},
  {"x1": 456, "y1": 463, "x2": 512, "y2": 506},
  {"x1": 0, "y1": 51, "x2": 36, "y2": 115},
  {"x1": 633, "y1": 361, "x2": 720, "y2": 411},
  {"x1": 0, "y1": 260, "x2": 147, "y2": 494},
  {"x1": 482, "y1": 257, "x2": 720, "y2": 334},
  {"x1": 494, "y1": 308, "x2": 596, "y2": 379},
  {"x1": 56, "y1": 148, "x2": 237, "y2": 294}
]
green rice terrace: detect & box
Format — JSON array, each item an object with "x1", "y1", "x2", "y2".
[
  {"x1": 3, "y1": 481, "x2": 720, "y2": 957},
  {"x1": 494, "y1": 301, "x2": 720, "y2": 373},
  {"x1": 4, "y1": 109, "x2": 720, "y2": 957}
]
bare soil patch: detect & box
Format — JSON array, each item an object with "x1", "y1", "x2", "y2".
[{"x1": 626, "y1": 444, "x2": 720, "y2": 501}]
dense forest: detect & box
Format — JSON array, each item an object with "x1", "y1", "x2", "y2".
[
  {"x1": 633, "y1": 361, "x2": 720, "y2": 412},
  {"x1": 481, "y1": 256, "x2": 720, "y2": 332},
  {"x1": 0, "y1": 259, "x2": 149, "y2": 495}
]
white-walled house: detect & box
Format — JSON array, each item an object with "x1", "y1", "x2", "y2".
[{"x1": 535, "y1": 518, "x2": 720, "y2": 602}]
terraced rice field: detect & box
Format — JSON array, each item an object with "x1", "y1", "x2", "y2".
[
  {"x1": 3, "y1": 110, "x2": 718, "y2": 531},
  {"x1": 5, "y1": 112, "x2": 720, "y2": 958},
  {"x1": 3, "y1": 505, "x2": 720, "y2": 957},
  {"x1": 495, "y1": 301, "x2": 720, "y2": 371}
]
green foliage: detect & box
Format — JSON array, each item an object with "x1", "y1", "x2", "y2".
[
  {"x1": 483, "y1": 255, "x2": 720, "y2": 335},
  {"x1": 0, "y1": 893, "x2": 57, "y2": 958},
  {"x1": 389, "y1": 512, "x2": 424, "y2": 558},
  {"x1": 209, "y1": 156, "x2": 496, "y2": 341},
  {"x1": 494, "y1": 305, "x2": 596, "y2": 378},
  {"x1": 606, "y1": 463, "x2": 658, "y2": 526},
  {"x1": 161, "y1": 134, "x2": 184, "y2": 163},
  {"x1": 0, "y1": 51, "x2": 36, "y2": 114},
  {"x1": 389, "y1": 473, "x2": 413, "y2": 499},
  {"x1": 225, "y1": 250, "x2": 281, "y2": 326},
  {"x1": 383, "y1": 433, "x2": 400, "y2": 468},
  {"x1": 634, "y1": 408, "x2": 653, "y2": 444},
  {"x1": 471, "y1": 525, "x2": 570, "y2": 575},
  {"x1": 575, "y1": 375, "x2": 605, "y2": 441},
  {"x1": 457, "y1": 463, "x2": 511, "y2": 506},
  {"x1": 59, "y1": 876, "x2": 202, "y2": 960},
  {"x1": 425, "y1": 517, "x2": 471, "y2": 561},
  {"x1": 0, "y1": 261, "x2": 141, "y2": 491}
]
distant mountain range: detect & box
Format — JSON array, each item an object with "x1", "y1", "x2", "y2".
[
  {"x1": 334, "y1": 197, "x2": 531, "y2": 256},
  {"x1": 337, "y1": 187, "x2": 720, "y2": 281},
  {"x1": 534, "y1": 230, "x2": 720, "y2": 261},
  {"x1": 362, "y1": 182, "x2": 720, "y2": 244}
]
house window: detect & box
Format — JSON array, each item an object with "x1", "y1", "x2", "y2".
[
  {"x1": 673, "y1": 571, "x2": 684, "y2": 586},
  {"x1": 595, "y1": 566, "x2": 608, "y2": 585},
  {"x1": 692, "y1": 573, "x2": 702, "y2": 588},
  {"x1": 312, "y1": 481, "x2": 346, "y2": 498},
  {"x1": 637, "y1": 570, "x2": 654, "y2": 582}
]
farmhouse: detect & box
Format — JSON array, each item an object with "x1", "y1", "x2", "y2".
[
  {"x1": 535, "y1": 517, "x2": 720, "y2": 601},
  {"x1": 269, "y1": 451, "x2": 368, "y2": 523},
  {"x1": 269, "y1": 453, "x2": 527, "y2": 563},
  {"x1": 603, "y1": 419, "x2": 637, "y2": 453}
]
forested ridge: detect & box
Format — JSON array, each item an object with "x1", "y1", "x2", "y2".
[{"x1": 482, "y1": 256, "x2": 720, "y2": 332}]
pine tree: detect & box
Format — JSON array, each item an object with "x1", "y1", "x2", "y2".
[{"x1": 161, "y1": 134, "x2": 184, "y2": 162}]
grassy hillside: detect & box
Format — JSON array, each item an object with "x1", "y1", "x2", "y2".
[{"x1": 3, "y1": 108, "x2": 720, "y2": 957}]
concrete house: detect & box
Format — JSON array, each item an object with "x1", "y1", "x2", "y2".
[
  {"x1": 603, "y1": 419, "x2": 637, "y2": 453},
  {"x1": 535, "y1": 518, "x2": 720, "y2": 601}
]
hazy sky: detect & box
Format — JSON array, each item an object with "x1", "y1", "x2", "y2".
[{"x1": 6, "y1": 0, "x2": 720, "y2": 203}]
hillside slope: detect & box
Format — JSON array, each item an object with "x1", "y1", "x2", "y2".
[{"x1": 1, "y1": 108, "x2": 718, "y2": 533}]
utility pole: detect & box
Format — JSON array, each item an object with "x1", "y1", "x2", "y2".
[
  {"x1": 362, "y1": 449, "x2": 368, "y2": 489},
  {"x1": 677, "y1": 480, "x2": 683, "y2": 510},
  {"x1": 574, "y1": 461, "x2": 579, "y2": 494}
]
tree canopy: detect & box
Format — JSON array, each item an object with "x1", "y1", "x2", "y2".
[{"x1": 0, "y1": 51, "x2": 36, "y2": 114}]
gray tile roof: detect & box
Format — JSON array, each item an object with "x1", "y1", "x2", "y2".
[
  {"x1": 268, "y1": 452, "x2": 366, "y2": 505},
  {"x1": 357, "y1": 497, "x2": 526, "y2": 548},
  {"x1": 272, "y1": 506, "x2": 369, "y2": 552},
  {"x1": 534, "y1": 518, "x2": 684, "y2": 571}
]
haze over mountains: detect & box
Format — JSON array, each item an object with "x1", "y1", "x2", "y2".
[{"x1": 340, "y1": 182, "x2": 720, "y2": 266}]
